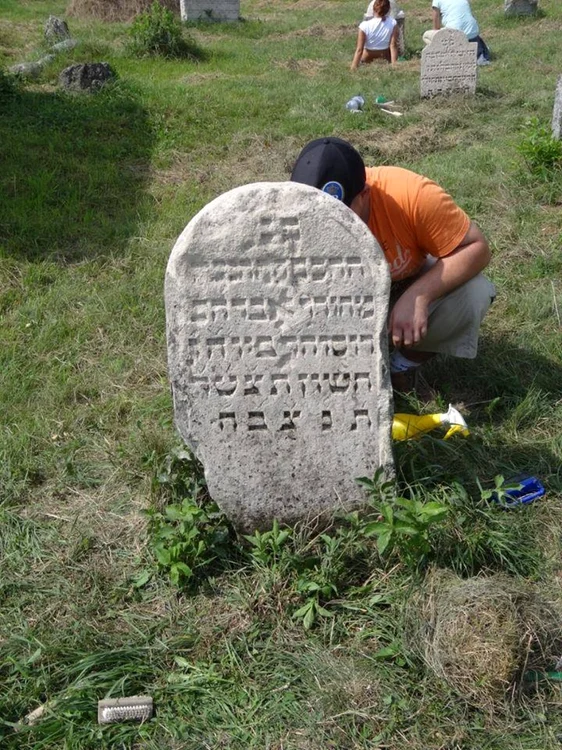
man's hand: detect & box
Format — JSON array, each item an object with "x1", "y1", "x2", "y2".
[
  {"x1": 388, "y1": 222, "x2": 491, "y2": 349},
  {"x1": 389, "y1": 289, "x2": 429, "y2": 348}
]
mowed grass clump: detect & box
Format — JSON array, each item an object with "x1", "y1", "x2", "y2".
[
  {"x1": 404, "y1": 569, "x2": 562, "y2": 708},
  {"x1": 1, "y1": 0, "x2": 562, "y2": 747}
]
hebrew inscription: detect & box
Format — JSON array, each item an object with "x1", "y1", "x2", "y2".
[
  {"x1": 165, "y1": 182, "x2": 393, "y2": 531},
  {"x1": 421, "y1": 28, "x2": 477, "y2": 98}
]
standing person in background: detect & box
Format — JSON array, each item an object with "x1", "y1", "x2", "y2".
[
  {"x1": 423, "y1": 0, "x2": 490, "y2": 65},
  {"x1": 351, "y1": 0, "x2": 399, "y2": 70}
]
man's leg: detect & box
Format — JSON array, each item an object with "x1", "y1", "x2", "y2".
[
  {"x1": 390, "y1": 273, "x2": 496, "y2": 391},
  {"x1": 404, "y1": 273, "x2": 496, "y2": 358}
]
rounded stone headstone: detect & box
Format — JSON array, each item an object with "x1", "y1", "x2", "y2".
[
  {"x1": 165, "y1": 182, "x2": 394, "y2": 532},
  {"x1": 421, "y1": 28, "x2": 477, "y2": 98},
  {"x1": 504, "y1": 0, "x2": 538, "y2": 16},
  {"x1": 44, "y1": 15, "x2": 71, "y2": 44}
]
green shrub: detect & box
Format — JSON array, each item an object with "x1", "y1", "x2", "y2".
[
  {"x1": 518, "y1": 117, "x2": 562, "y2": 178},
  {"x1": 127, "y1": 1, "x2": 205, "y2": 59}
]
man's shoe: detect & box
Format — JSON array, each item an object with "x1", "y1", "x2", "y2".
[{"x1": 390, "y1": 367, "x2": 419, "y2": 394}]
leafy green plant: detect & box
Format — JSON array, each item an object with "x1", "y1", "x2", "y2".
[
  {"x1": 363, "y1": 495, "x2": 449, "y2": 566},
  {"x1": 356, "y1": 469, "x2": 449, "y2": 568},
  {"x1": 293, "y1": 577, "x2": 336, "y2": 630},
  {"x1": 518, "y1": 117, "x2": 562, "y2": 178},
  {"x1": 245, "y1": 519, "x2": 293, "y2": 570},
  {"x1": 478, "y1": 474, "x2": 522, "y2": 508},
  {"x1": 127, "y1": 1, "x2": 205, "y2": 59},
  {"x1": 146, "y1": 494, "x2": 235, "y2": 585},
  {"x1": 143, "y1": 447, "x2": 236, "y2": 586}
]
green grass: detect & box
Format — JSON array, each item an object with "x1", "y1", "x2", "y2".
[{"x1": 1, "y1": 0, "x2": 562, "y2": 747}]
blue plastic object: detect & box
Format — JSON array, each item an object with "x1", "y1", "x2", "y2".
[{"x1": 491, "y1": 474, "x2": 545, "y2": 508}]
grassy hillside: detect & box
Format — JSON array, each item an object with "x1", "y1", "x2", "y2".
[{"x1": 1, "y1": 0, "x2": 562, "y2": 747}]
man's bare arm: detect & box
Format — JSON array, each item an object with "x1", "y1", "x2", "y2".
[{"x1": 389, "y1": 222, "x2": 491, "y2": 348}]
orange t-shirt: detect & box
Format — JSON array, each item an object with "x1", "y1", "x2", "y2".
[{"x1": 366, "y1": 166, "x2": 470, "y2": 281}]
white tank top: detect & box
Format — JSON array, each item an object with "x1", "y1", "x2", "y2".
[{"x1": 358, "y1": 16, "x2": 396, "y2": 50}]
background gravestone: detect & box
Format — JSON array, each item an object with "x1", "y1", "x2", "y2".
[
  {"x1": 44, "y1": 15, "x2": 70, "y2": 44},
  {"x1": 504, "y1": 0, "x2": 538, "y2": 16},
  {"x1": 180, "y1": 0, "x2": 239, "y2": 21},
  {"x1": 552, "y1": 75, "x2": 562, "y2": 140},
  {"x1": 421, "y1": 28, "x2": 477, "y2": 98},
  {"x1": 165, "y1": 182, "x2": 394, "y2": 532},
  {"x1": 59, "y1": 63, "x2": 115, "y2": 92}
]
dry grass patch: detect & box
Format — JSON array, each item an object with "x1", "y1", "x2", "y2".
[
  {"x1": 379, "y1": 123, "x2": 458, "y2": 161},
  {"x1": 276, "y1": 56, "x2": 328, "y2": 75},
  {"x1": 152, "y1": 135, "x2": 302, "y2": 195},
  {"x1": 405, "y1": 569, "x2": 562, "y2": 708},
  {"x1": 271, "y1": 22, "x2": 354, "y2": 42},
  {"x1": 66, "y1": 0, "x2": 179, "y2": 22}
]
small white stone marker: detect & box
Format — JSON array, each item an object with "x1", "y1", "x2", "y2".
[{"x1": 97, "y1": 696, "x2": 153, "y2": 724}]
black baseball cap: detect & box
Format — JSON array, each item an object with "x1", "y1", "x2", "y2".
[{"x1": 290, "y1": 137, "x2": 366, "y2": 207}]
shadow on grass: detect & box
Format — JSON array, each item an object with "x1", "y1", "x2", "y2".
[
  {"x1": 411, "y1": 334, "x2": 562, "y2": 491},
  {"x1": 0, "y1": 83, "x2": 154, "y2": 262}
]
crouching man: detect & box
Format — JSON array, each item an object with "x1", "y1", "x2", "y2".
[{"x1": 290, "y1": 137, "x2": 495, "y2": 392}]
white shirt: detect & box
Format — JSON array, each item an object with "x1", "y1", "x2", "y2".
[
  {"x1": 433, "y1": 0, "x2": 479, "y2": 39},
  {"x1": 358, "y1": 16, "x2": 397, "y2": 50}
]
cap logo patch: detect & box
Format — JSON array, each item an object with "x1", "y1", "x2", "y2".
[{"x1": 321, "y1": 181, "x2": 344, "y2": 201}]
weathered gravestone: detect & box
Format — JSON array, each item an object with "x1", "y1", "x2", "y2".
[
  {"x1": 165, "y1": 182, "x2": 394, "y2": 532},
  {"x1": 180, "y1": 0, "x2": 239, "y2": 21},
  {"x1": 421, "y1": 28, "x2": 477, "y2": 98},
  {"x1": 9, "y1": 59, "x2": 52, "y2": 79},
  {"x1": 504, "y1": 0, "x2": 538, "y2": 16},
  {"x1": 44, "y1": 16, "x2": 71, "y2": 44},
  {"x1": 59, "y1": 63, "x2": 116, "y2": 92},
  {"x1": 552, "y1": 75, "x2": 562, "y2": 140}
]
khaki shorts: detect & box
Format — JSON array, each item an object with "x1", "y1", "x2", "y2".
[{"x1": 390, "y1": 272, "x2": 496, "y2": 358}]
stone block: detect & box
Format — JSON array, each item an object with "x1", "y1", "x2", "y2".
[
  {"x1": 165, "y1": 182, "x2": 394, "y2": 532},
  {"x1": 553, "y1": 75, "x2": 562, "y2": 140},
  {"x1": 504, "y1": 0, "x2": 538, "y2": 16},
  {"x1": 180, "y1": 0, "x2": 239, "y2": 21},
  {"x1": 59, "y1": 62, "x2": 116, "y2": 92},
  {"x1": 44, "y1": 15, "x2": 71, "y2": 43}
]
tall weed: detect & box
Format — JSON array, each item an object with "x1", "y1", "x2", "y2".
[{"x1": 127, "y1": 1, "x2": 205, "y2": 59}]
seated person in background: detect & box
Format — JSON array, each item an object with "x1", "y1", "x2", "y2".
[
  {"x1": 351, "y1": 0, "x2": 398, "y2": 70},
  {"x1": 290, "y1": 137, "x2": 496, "y2": 392},
  {"x1": 423, "y1": 0, "x2": 490, "y2": 64}
]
